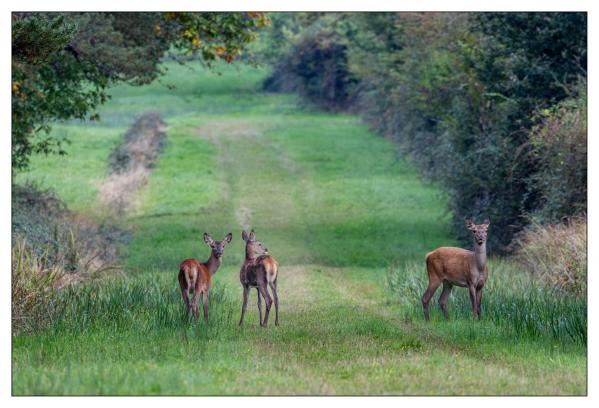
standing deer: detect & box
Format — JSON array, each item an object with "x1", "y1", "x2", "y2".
[
  {"x1": 239, "y1": 229, "x2": 279, "y2": 327},
  {"x1": 178, "y1": 232, "x2": 232, "y2": 322},
  {"x1": 422, "y1": 219, "x2": 490, "y2": 321}
]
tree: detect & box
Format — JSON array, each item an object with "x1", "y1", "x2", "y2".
[
  {"x1": 12, "y1": 12, "x2": 269, "y2": 171},
  {"x1": 260, "y1": 13, "x2": 359, "y2": 110}
]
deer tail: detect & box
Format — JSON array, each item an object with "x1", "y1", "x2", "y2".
[
  {"x1": 180, "y1": 262, "x2": 196, "y2": 290},
  {"x1": 262, "y1": 256, "x2": 278, "y2": 283}
]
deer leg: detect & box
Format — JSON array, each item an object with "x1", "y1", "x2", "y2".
[
  {"x1": 476, "y1": 285, "x2": 484, "y2": 319},
  {"x1": 422, "y1": 278, "x2": 441, "y2": 321},
  {"x1": 269, "y1": 279, "x2": 279, "y2": 326},
  {"x1": 258, "y1": 283, "x2": 272, "y2": 327},
  {"x1": 468, "y1": 285, "x2": 478, "y2": 319},
  {"x1": 239, "y1": 285, "x2": 250, "y2": 326},
  {"x1": 179, "y1": 274, "x2": 191, "y2": 318},
  {"x1": 191, "y1": 290, "x2": 200, "y2": 321},
  {"x1": 257, "y1": 288, "x2": 263, "y2": 325},
  {"x1": 438, "y1": 282, "x2": 453, "y2": 320},
  {"x1": 180, "y1": 286, "x2": 191, "y2": 318},
  {"x1": 203, "y1": 289, "x2": 209, "y2": 324}
]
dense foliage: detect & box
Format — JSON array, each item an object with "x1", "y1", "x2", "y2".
[
  {"x1": 528, "y1": 83, "x2": 587, "y2": 222},
  {"x1": 261, "y1": 13, "x2": 357, "y2": 109},
  {"x1": 260, "y1": 12, "x2": 587, "y2": 251},
  {"x1": 12, "y1": 12, "x2": 268, "y2": 171}
]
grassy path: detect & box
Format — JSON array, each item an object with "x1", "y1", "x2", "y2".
[{"x1": 12, "y1": 62, "x2": 586, "y2": 395}]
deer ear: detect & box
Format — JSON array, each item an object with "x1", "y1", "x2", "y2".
[
  {"x1": 241, "y1": 230, "x2": 248, "y2": 242},
  {"x1": 483, "y1": 219, "x2": 490, "y2": 228},
  {"x1": 203, "y1": 233, "x2": 214, "y2": 246},
  {"x1": 465, "y1": 219, "x2": 475, "y2": 230},
  {"x1": 224, "y1": 232, "x2": 233, "y2": 244},
  {"x1": 249, "y1": 230, "x2": 256, "y2": 241}
]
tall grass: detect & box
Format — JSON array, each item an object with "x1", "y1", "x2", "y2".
[
  {"x1": 513, "y1": 217, "x2": 587, "y2": 297},
  {"x1": 46, "y1": 272, "x2": 234, "y2": 339},
  {"x1": 387, "y1": 259, "x2": 586, "y2": 345},
  {"x1": 12, "y1": 236, "x2": 64, "y2": 334}
]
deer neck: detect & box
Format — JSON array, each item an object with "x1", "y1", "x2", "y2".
[
  {"x1": 473, "y1": 241, "x2": 487, "y2": 271},
  {"x1": 245, "y1": 245, "x2": 257, "y2": 264},
  {"x1": 204, "y1": 252, "x2": 221, "y2": 275}
]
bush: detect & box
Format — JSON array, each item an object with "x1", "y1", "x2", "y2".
[
  {"x1": 513, "y1": 218, "x2": 587, "y2": 297},
  {"x1": 12, "y1": 183, "x2": 129, "y2": 271},
  {"x1": 528, "y1": 83, "x2": 587, "y2": 222},
  {"x1": 12, "y1": 183, "x2": 70, "y2": 263},
  {"x1": 262, "y1": 14, "x2": 357, "y2": 110}
]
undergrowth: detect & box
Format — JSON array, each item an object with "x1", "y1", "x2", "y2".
[{"x1": 12, "y1": 183, "x2": 127, "y2": 334}]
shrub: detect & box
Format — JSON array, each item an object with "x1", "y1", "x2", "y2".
[
  {"x1": 12, "y1": 183, "x2": 129, "y2": 270},
  {"x1": 12, "y1": 183, "x2": 69, "y2": 263},
  {"x1": 513, "y1": 218, "x2": 587, "y2": 297},
  {"x1": 528, "y1": 83, "x2": 587, "y2": 222},
  {"x1": 262, "y1": 14, "x2": 357, "y2": 110}
]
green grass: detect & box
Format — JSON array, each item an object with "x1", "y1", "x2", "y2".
[
  {"x1": 387, "y1": 259, "x2": 586, "y2": 346},
  {"x1": 12, "y1": 60, "x2": 586, "y2": 395},
  {"x1": 15, "y1": 125, "x2": 126, "y2": 214}
]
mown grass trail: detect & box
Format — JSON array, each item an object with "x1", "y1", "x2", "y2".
[{"x1": 13, "y1": 62, "x2": 586, "y2": 395}]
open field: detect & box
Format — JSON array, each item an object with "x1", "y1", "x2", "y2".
[{"x1": 13, "y1": 61, "x2": 586, "y2": 395}]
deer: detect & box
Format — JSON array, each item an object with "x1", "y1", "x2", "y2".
[
  {"x1": 421, "y1": 219, "x2": 490, "y2": 321},
  {"x1": 238, "y1": 229, "x2": 279, "y2": 327},
  {"x1": 178, "y1": 232, "x2": 232, "y2": 322}
]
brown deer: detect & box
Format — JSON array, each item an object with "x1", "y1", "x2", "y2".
[
  {"x1": 239, "y1": 229, "x2": 279, "y2": 327},
  {"x1": 422, "y1": 219, "x2": 490, "y2": 321},
  {"x1": 178, "y1": 232, "x2": 232, "y2": 322}
]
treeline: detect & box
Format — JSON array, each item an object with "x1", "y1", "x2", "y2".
[{"x1": 257, "y1": 12, "x2": 587, "y2": 252}]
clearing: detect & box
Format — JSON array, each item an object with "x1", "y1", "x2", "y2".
[{"x1": 12, "y1": 62, "x2": 586, "y2": 395}]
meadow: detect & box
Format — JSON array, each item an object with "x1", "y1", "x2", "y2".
[{"x1": 13, "y1": 61, "x2": 586, "y2": 395}]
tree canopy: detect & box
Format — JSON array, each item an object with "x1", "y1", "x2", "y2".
[{"x1": 12, "y1": 12, "x2": 269, "y2": 171}]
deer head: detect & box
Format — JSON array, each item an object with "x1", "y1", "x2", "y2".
[
  {"x1": 204, "y1": 232, "x2": 233, "y2": 259},
  {"x1": 465, "y1": 219, "x2": 490, "y2": 246},
  {"x1": 241, "y1": 229, "x2": 269, "y2": 258}
]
